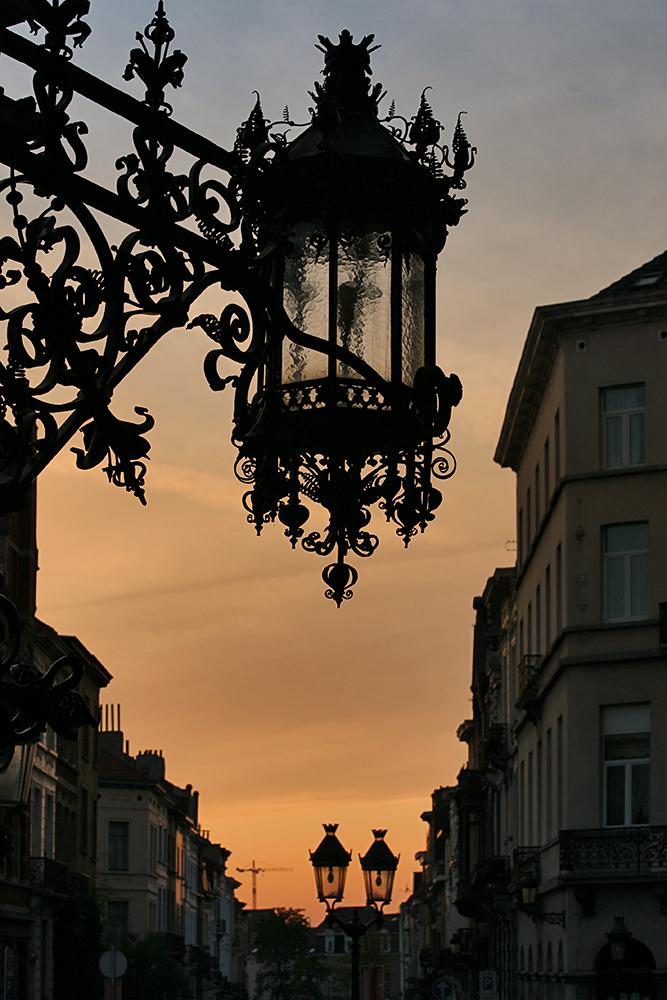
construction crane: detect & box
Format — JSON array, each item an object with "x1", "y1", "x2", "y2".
[{"x1": 236, "y1": 861, "x2": 293, "y2": 910}]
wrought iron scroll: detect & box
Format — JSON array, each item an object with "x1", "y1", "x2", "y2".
[
  {"x1": 560, "y1": 827, "x2": 667, "y2": 875},
  {"x1": 0, "y1": 0, "x2": 252, "y2": 512},
  {"x1": 0, "y1": 595, "x2": 97, "y2": 773}
]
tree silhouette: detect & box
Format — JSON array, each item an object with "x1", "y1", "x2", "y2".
[{"x1": 255, "y1": 908, "x2": 326, "y2": 1000}]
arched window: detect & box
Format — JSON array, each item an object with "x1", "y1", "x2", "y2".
[
  {"x1": 557, "y1": 942, "x2": 563, "y2": 973},
  {"x1": 528, "y1": 945, "x2": 533, "y2": 972},
  {"x1": 537, "y1": 944, "x2": 543, "y2": 972},
  {"x1": 546, "y1": 942, "x2": 553, "y2": 971}
]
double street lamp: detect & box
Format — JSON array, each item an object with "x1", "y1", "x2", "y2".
[{"x1": 310, "y1": 824, "x2": 399, "y2": 1000}]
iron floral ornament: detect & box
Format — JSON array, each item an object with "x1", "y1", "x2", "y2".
[
  {"x1": 0, "y1": 596, "x2": 97, "y2": 774},
  {"x1": 0, "y1": 5, "x2": 474, "y2": 603}
]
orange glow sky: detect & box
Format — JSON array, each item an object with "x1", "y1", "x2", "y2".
[{"x1": 7, "y1": 0, "x2": 667, "y2": 921}]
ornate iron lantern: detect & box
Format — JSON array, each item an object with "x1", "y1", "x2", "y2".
[
  {"x1": 202, "y1": 31, "x2": 474, "y2": 603},
  {"x1": 309, "y1": 822, "x2": 352, "y2": 905},
  {"x1": 359, "y1": 828, "x2": 399, "y2": 908},
  {"x1": 0, "y1": 5, "x2": 473, "y2": 604},
  {"x1": 607, "y1": 916, "x2": 632, "y2": 962}
]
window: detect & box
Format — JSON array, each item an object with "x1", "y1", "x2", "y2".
[
  {"x1": 604, "y1": 523, "x2": 648, "y2": 621},
  {"x1": 556, "y1": 715, "x2": 563, "y2": 831},
  {"x1": 535, "y1": 464, "x2": 540, "y2": 528},
  {"x1": 556, "y1": 544, "x2": 562, "y2": 632},
  {"x1": 603, "y1": 384, "x2": 645, "y2": 469},
  {"x1": 518, "y1": 509, "x2": 523, "y2": 568},
  {"x1": 149, "y1": 824, "x2": 158, "y2": 875},
  {"x1": 80, "y1": 788, "x2": 88, "y2": 854},
  {"x1": 545, "y1": 565, "x2": 551, "y2": 649},
  {"x1": 535, "y1": 584, "x2": 541, "y2": 655},
  {"x1": 31, "y1": 785, "x2": 42, "y2": 857},
  {"x1": 603, "y1": 704, "x2": 649, "y2": 827},
  {"x1": 527, "y1": 602, "x2": 532, "y2": 654},
  {"x1": 526, "y1": 487, "x2": 531, "y2": 545},
  {"x1": 108, "y1": 821, "x2": 129, "y2": 871},
  {"x1": 554, "y1": 410, "x2": 561, "y2": 482},
  {"x1": 546, "y1": 728, "x2": 553, "y2": 840},
  {"x1": 107, "y1": 900, "x2": 129, "y2": 946},
  {"x1": 544, "y1": 438, "x2": 550, "y2": 505}
]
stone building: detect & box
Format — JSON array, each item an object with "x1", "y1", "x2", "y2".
[
  {"x1": 97, "y1": 715, "x2": 246, "y2": 997},
  {"x1": 409, "y1": 248, "x2": 667, "y2": 1000},
  {"x1": 0, "y1": 495, "x2": 111, "y2": 1000}
]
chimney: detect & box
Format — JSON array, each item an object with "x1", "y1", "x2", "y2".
[{"x1": 136, "y1": 750, "x2": 166, "y2": 782}]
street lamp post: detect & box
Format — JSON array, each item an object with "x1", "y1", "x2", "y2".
[
  {"x1": 310, "y1": 824, "x2": 399, "y2": 1000},
  {"x1": 0, "y1": 4, "x2": 474, "y2": 605}
]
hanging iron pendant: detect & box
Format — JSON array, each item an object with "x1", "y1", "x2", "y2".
[{"x1": 196, "y1": 31, "x2": 474, "y2": 604}]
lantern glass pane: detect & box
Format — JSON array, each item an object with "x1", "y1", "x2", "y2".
[
  {"x1": 401, "y1": 254, "x2": 425, "y2": 386},
  {"x1": 282, "y1": 224, "x2": 330, "y2": 383},
  {"x1": 336, "y1": 233, "x2": 391, "y2": 382},
  {"x1": 315, "y1": 864, "x2": 347, "y2": 902},
  {"x1": 363, "y1": 867, "x2": 395, "y2": 906}
]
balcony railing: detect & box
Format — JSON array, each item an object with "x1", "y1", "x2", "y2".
[
  {"x1": 517, "y1": 655, "x2": 541, "y2": 703},
  {"x1": 471, "y1": 855, "x2": 511, "y2": 893},
  {"x1": 560, "y1": 827, "x2": 667, "y2": 876},
  {"x1": 30, "y1": 857, "x2": 69, "y2": 895}
]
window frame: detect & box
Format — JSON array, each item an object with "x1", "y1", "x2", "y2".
[
  {"x1": 604, "y1": 522, "x2": 649, "y2": 623},
  {"x1": 602, "y1": 383, "x2": 646, "y2": 470},
  {"x1": 108, "y1": 820, "x2": 130, "y2": 871},
  {"x1": 602, "y1": 705, "x2": 650, "y2": 828}
]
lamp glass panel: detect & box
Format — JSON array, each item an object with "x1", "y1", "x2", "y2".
[
  {"x1": 314, "y1": 863, "x2": 347, "y2": 902},
  {"x1": 401, "y1": 254, "x2": 425, "y2": 386},
  {"x1": 336, "y1": 233, "x2": 391, "y2": 382},
  {"x1": 0, "y1": 743, "x2": 36, "y2": 806},
  {"x1": 282, "y1": 223, "x2": 330, "y2": 383},
  {"x1": 363, "y1": 866, "x2": 395, "y2": 906}
]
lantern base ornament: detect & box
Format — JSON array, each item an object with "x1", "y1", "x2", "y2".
[{"x1": 0, "y1": 6, "x2": 473, "y2": 603}]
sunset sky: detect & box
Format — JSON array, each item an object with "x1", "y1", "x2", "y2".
[{"x1": 5, "y1": 0, "x2": 667, "y2": 920}]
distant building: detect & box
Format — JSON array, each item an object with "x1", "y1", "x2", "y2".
[
  {"x1": 312, "y1": 909, "x2": 402, "y2": 1000},
  {"x1": 0, "y1": 494, "x2": 111, "y2": 1000},
  {"x1": 97, "y1": 715, "x2": 246, "y2": 997}
]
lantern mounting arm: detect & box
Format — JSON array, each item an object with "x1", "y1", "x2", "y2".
[{"x1": 0, "y1": 25, "x2": 239, "y2": 174}]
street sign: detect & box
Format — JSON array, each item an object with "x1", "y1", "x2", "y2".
[
  {"x1": 99, "y1": 950, "x2": 128, "y2": 980},
  {"x1": 432, "y1": 976, "x2": 457, "y2": 999},
  {"x1": 479, "y1": 970, "x2": 498, "y2": 1000}
]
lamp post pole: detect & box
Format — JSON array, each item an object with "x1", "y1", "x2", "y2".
[{"x1": 309, "y1": 824, "x2": 399, "y2": 1000}]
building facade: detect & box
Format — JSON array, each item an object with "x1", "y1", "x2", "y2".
[
  {"x1": 0, "y1": 498, "x2": 111, "y2": 1000},
  {"x1": 408, "y1": 249, "x2": 667, "y2": 1000},
  {"x1": 97, "y1": 715, "x2": 246, "y2": 998}
]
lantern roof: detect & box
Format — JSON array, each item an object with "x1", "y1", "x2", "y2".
[
  {"x1": 359, "y1": 829, "x2": 399, "y2": 871},
  {"x1": 310, "y1": 823, "x2": 352, "y2": 868}
]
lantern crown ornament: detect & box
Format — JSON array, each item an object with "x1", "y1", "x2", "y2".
[{"x1": 0, "y1": 6, "x2": 473, "y2": 605}]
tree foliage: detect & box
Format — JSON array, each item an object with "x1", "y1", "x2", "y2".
[
  {"x1": 255, "y1": 908, "x2": 326, "y2": 1000},
  {"x1": 120, "y1": 933, "x2": 191, "y2": 1000},
  {"x1": 53, "y1": 886, "x2": 106, "y2": 1000}
]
